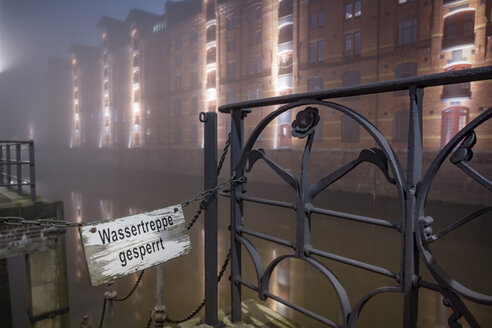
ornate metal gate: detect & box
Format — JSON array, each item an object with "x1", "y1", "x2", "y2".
[{"x1": 215, "y1": 66, "x2": 492, "y2": 327}]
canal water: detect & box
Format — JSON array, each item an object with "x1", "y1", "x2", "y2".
[{"x1": 36, "y1": 154, "x2": 491, "y2": 328}]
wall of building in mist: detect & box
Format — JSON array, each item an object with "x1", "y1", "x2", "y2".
[{"x1": 49, "y1": 0, "x2": 492, "y2": 152}]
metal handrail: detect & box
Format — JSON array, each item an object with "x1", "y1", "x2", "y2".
[
  {"x1": 0, "y1": 140, "x2": 36, "y2": 201},
  {"x1": 217, "y1": 65, "x2": 492, "y2": 327}
]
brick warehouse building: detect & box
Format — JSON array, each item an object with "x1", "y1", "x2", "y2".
[{"x1": 64, "y1": 0, "x2": 492, "y2": 154}]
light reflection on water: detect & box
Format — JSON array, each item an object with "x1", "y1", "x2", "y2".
[{"x1": 37, "y1": 166, "x2": 491, "y2": 328}]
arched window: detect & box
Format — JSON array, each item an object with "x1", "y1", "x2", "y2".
[
  {"x1": 441, "y1": 106, "x2": 469, "y2": 147},
  {"x1": 206, "y1": 48, "x2": 216, "y2": 64},
  {"x1": 206, "y1": 25, "x2": 216, "y2": 43},
  {"x1": 442, "y1": 10, "x2": 475, "y2": 50},
  {"x1": 279, "y1": 0, "x2": 293, "y2": 18}
]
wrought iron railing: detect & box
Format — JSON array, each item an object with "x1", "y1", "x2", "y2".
[
  {"x1": 0, "y1": 140, "x2": 36, "y2": 202},
  {"x1": 212, "y1": 66, "x2": 492, "y2": 327}
]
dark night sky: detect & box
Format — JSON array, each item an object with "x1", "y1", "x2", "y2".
[{"x1": 0, "y1": 0, "x2": 167, "y2": 71}]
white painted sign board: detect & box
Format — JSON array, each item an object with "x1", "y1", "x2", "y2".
[{"x1": 79, "y1": 204, "x2": 191, "y2": 286}]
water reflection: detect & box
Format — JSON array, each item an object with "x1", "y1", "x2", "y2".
[{"x1": 36, "y1": 165, "x2": 491, "y2": 327}]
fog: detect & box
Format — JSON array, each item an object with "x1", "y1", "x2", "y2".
[{"x1": 0, "y1": 0, "x2": 491, "y2": 327}]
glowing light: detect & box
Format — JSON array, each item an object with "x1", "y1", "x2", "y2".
[
  {"x1": 75, "y1": 113, "x2": 79, "y2": 121},
  {"x1": 206, "y1": 41, "x2": 216, "y2": 49},
  {"x1": 443, "y1": 61, "x2": 471, "y2": 70},
  {"x1": 441, "y1": 44, "x2": 474, "y2": 52},
  {"x1": 206, "y1": 88, "x2": 217, "y2": 101},
  {"x1": 133, "y1": 102, "x2": 140, "y2": 113},
  {"x1": 443, "y1": 7, "x2": 475, "y2": 19},
  {"x1": 206, "y1": 63, "x2": 216, "y2": 73},
  {"x1": 104, "y1": 107, "x2": 110, "y2": 117}
]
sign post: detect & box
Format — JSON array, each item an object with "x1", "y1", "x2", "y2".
[{"x1": 80, "y1": 204, "x2": 191, "y2": 286}]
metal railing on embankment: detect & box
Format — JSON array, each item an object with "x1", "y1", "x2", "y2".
[
  {"x1": 207, "y1": 66, "x2": 492, "y2": 328},
  {"x1": 0, "y1": 140, "x2": 36, "y2": 201}
]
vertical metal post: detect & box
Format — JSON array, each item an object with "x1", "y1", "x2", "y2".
[
  {"x1": 16, "y1": 143, "x2": 22, "y2": 194},
  {"x1": 6, "y1": 144, "x2": 11, "y2": 190},
  {"x1": 202, "y1": 112, "x2": 218, "y2": 326},
  {"x1": 0, "y1": 145, "x2": 4, "y2": 185},
  {"x1": 151, "y1": 264, "x2": 167, "y2": 327},
  {"x1": 29, "y1": 141, "x2": 36, "y2": 202},
  {"x1": 402, "y1": 86, "x2": 423, "y2": 328},
  {"x1": 230, "y1": 109, "x2": 244, "y2": 322},
  {"x1": 107, "y1": 282, "x2": 115, "y2": 328}
]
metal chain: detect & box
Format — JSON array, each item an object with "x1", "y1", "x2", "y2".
[
  {"x1": 165, "y1": 249, "x2": 231, "y2": 324},
  {"x1": 114, "y1": 270, "x2": 145, "y2": 302},
  {"x1": 217, "y1": 132, "x2": 231, "y2": 176},
  {"x1": 0, "y1": 216, "x2": 85, "y2": 227},
  {"x1": 98, "y1": 298, "x2": 107, "y2": 328}
]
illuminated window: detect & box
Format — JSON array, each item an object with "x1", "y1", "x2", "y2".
[
  {"x1": 354, "y1": 1, "x2": 361, "y2": 17},
  {"x1": 206, "y1": 2, "x2": 215, "y2": 21},
  {"x1": 442, "y1": 10, "x2": 475, "y2": 50},
  {"x1": 346, "y1": 3, "x2": 353, "y2": 19},
  {"x1": 279, "y1": 0, "x2": 293, "y2": 18},
  {"x1": 279, "y1": 24, "x2": 293, "y2": 44},
  {"x1": 206, "y1": 48, "x2": 216, "y2": 64},
  {"x1": 398, "y1": 16, "x2": 418, "y2": 46},
  {"x1": 441, "y1": 63, "x2": 472, "y2": 101},
  {"x1": 206, "y1": 25, "x2": 216, "y2": 43},
  {"x1": 345, "y1": 2, "x2": 361, "y2": 19},
  {"x1": 441, "y1": 106, "x2": 469, "y2": 147}
]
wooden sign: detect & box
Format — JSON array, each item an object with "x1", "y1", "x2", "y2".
[{"x1": 79, "y1": 204, "x2": 191, "y2": 286}]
